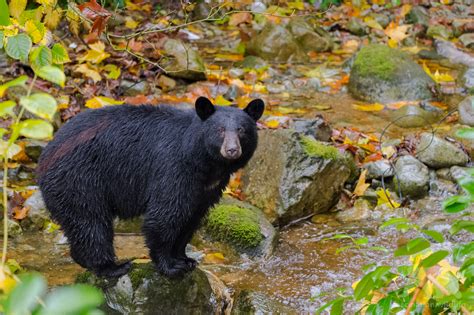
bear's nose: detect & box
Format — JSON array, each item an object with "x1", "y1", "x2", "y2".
[{"x1": 226, "y1": 148, "x2": 238, "y2": 157}]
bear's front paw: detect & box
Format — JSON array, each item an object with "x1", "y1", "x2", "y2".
[
  {"x1": 156, "y1": 258, "x2": 190, "y2": 278},
  {"x1": 94, "y1": 261, "x2": 132, "y2": 278},
  {"x1": 182, "y1": 257, "x2": 197, "y2": 271}
]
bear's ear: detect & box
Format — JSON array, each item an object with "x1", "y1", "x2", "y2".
[
  {"x1": 195, "y1": 97, "x2": 215, "y2": 121},
  {"x1": 243, "y1": 99, "x2": 264, "y2": 121}
]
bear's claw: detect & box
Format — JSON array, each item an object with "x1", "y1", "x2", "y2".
[{"x1": 94, "y1": 261, "x2": 132, "y2": 278}]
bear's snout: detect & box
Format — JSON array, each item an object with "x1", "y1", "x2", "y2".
[{"x1": 220, "y1": 131, "x2": 242, "y2": 160}]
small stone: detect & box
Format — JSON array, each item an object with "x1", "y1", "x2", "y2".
[
  {"x1": 363, "y1": 159, "x2": 394, "y2": 179},
  {"x1": 459, "y1": 33, "x2": 474, "y2": 48},
  {"x1": 461, "y1": 68, "x2": 474, "y2": 89},
  {"x1": 266, "y1": 83, "x2": 286, "y2": 94},
  {"x1": 427, "y1": 25, "x2": 453, "y2": 40},
  {"x1": 156, "y1": 75, "x2": 176, "y2": 92},
  {"x1": 120, "y1": 80, "x2": 150, "y2": 96},
  {"x1": 236, "y1": 55, "x2": 268, "y2": 70},
  {"x1": 162, "y1": 38, "x2": 206, "y2": 81},
  {"x1": 406, "y1": 6, "x2": 429, "y2": 27},
  {"x1": 450, "y1": 166, "x2": 472, "y2": 182},
  {"x1": 24, "y1": 140, "x2": 47, "y2": 162},
  {"x1": 391, "y1": 105, "x2": 440, "y2": 128},
  {"x1": 335, "y1": 199, "x2": 371, "y2": 223},
  {"x1": 347, "y1": 18, "x2": 367, "y2": 36},
  {"x1": 393, "y1": 155, "x2": 429, "y2": 198},
  {"x1": 370, "y1": 13, "x2": 390, "y2": 28},
  {"x1": 417, "y1": 49, "x2": 444, "y2": 60},
  {"x1": 436, "y1": 168, "x2": 453, "y2": 181},
  {"x1": 291, "y1": 116, "x2": 332, "y2": 142},
  {"x1": 250, "y1": 1, "x2": 266, "y2": 13},
  {"x1": 416, "y1": 133, "x2": 469, "y2": 168},
  {"x1": 458, "y1": 96, "x2": 474, "y2": 126},
  {"x1": 0, "y1": 219, "x2": 22, "y2": 236},
  {"x1": 228, "y1": 68, "x2": 245, "y2": 78}
]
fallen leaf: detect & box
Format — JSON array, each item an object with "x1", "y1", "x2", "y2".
[
  {"x1": 376, "y1": 188, "x2": 400, "y2": 209},
  {"x1": 78, "y1": 41, "x2": 110, "y2": 64},
  {"x1": 354, "y1": 169, "x2": 370, "y2": 196},
  {"x1": 384, "y1": 23, "x2": 410, "y2": 43},
  {"x1": 352, "y1": 103, "x2": 385, "y2": 112},
  {"x1": 78, "y1": 0, "x2": 111, "y2": 41},
  {"x1": 214, "y1": 95, "x2": 233, "y2": 106},
  {"x1": 125, "y1": 16, "x2": 138, "y2": 29},
  {"x1": 13, "y1": 206, "x2": 29, "y2": 220},
  {"x1": 228, "y1": 12, "x2": 252, "y2": 26},
  {"x1": 203, "y1": 252, "x2": 226, "y2": 264},
  {"x1": 75, "y1": 64, "x2": 102, "y2": 82},
  {"x1": 85, "y1": 96, "x2": 124, "y2": 108}
]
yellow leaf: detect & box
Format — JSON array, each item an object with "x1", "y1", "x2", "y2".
[
  {"x1": 352, "y1": 103, "x2": 384, "y2": 112},
  {"x1": 266, "y1": 119, "x2": 280, "y2": 129},
  {"x1": 287, "y1": 1, "x2": 304, "y2": 10},
  {"x1": 203, "y1": 252, "x2": 225, "y2": 264},
  {"x1": 25, "y1": 20, "x2": 45, "y2": 44},
  {"x1": 79, "y1": 41, "x2": 110, "y2": 64},
  {"x1": 384, "y1": 23, "x2": 410, "y2": 43},
  {"x1": 85, "y1": 96, "x2": 124, "y2": 109},
  {"x1": 364, "y1": 17, "x2": 383, "y2": 30},
  {"x1": 354, "y1": 169, "x2": 370, "y2": 196},
  {"x1": 9, "y1": 0, "x2": 27, "y2": 19},
  {"x1": 376, "y1": 188, "x2": 400, "y2": 209},
  {"x1": 422, "y1": 63, "x2": 454, "y2": 83},
  {"x1": 0, "y1": 275, "x2": 17, "y2": 294},
  {"x1": 102, "y1": 64, "x2": 121, "y2": 79},
  {"x1": 214, "y1": 95, "x2": 233, "y2": 106},
  {"x1": 75, "y1": 64, "x2": 102, "y2": 82},
  {"x1": 36, "y1": 0, "x2": 56, "y2": 5},
  {"x1": 401, "y1": 4, "x2": 412, "y2": 17},
  {"x1": 66, "y1": 7, "x2": 80, "y2": 36},
  {"x1": 381, "y1": 145, "x2": 396, "y2": 159},
  {"x1": 125, "y1": 17, "x2": 138, "y2": 29},
  {"x1": 387, "y1": 38, "x2": 398, "y2": 48},
  {"x1": 43, "y1": 5, "x2": 62, "y2": 30}
]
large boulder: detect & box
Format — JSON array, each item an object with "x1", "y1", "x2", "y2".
[
  {"x1": 393, "y1": 155, "x2": 429, "y2": 198},
  {"x1": 241, "y1": 130, "x2": 351, "y2": 225},
  {"x1": 77, "y1": 263, "x2": 230, "y2": 314},
  {"x1": 231, "y1": 290, "x2": 295, "y2": 314},
  {"x1": 348, "y1": 45, "x2": 435, "y2": 103},
  {"x1": 201, "y1": 197, "x2": 277, "y2": 258},
  {"x1": 416, "y1": 133, "x2": 469, "y2": 169},
  {"x1": 162, "y1": 39, "x2": 206, "y2": 81}
]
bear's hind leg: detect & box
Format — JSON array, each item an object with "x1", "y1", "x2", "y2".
[{"x1": 63, "y1": 215, "x2": 131, "y2": 278}]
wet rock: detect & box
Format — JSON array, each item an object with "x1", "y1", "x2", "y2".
[
  {"x1": 436, "y1": 168, "x2": 453, "y2": 182},
  {"x1": 450, "y1": 166, "x2": 472, "y2": 182},
  {"x1": 417, "y1": 49, "x2": 444, "y2": 60},
  {"x1": 235, "y1": 55, "x2": 267, "y2": 71},
  {"x1": 77, "y1": 263, "x2": 230, "y2": 314},
  {"x1": 458, "y1": 96, "x2": 474, "y2": 126},
  {"x1": 0, "y1": 219, "x2": 22, "y2": 236},
  {"x1": 241, "y1": 130, "x2": 351, "y2": 225},
  {"x1": 391, "y1": 105, "x2": 441, "y2": 128},
  {"x1": 231, "y1": 290, "x2": 294, "y2": 314},
  {"x1": 251, "y1": 1, "x2": 266, "y2": 13},
  {"x1": 228, "y1": 68, "x2": 244, "y2": 78},
  {"x1": 335, "y1": 199, "x2": 371, "y2": 223},
  {"x1": 435, "y1": 40, "x2": 474, "y2": 68},
  {"x1": 348, "y1": 45, "x2": 435, "y2": 103},
  {"x1": 416, "y1": 133, "x2": 469, "y2": 169},
  {"x1": 347, "y1": 18, "x2": 367, "y2": 36},
  {"x1": 224, "y1": 84, "x2": 240, "y2": 100},
  {"x1": 20, "y1": 191, "x2": 49, "y2": 231},
  {"x1": 162, "y1": 38, "x2": 206, "y2": 81},
  {"x1": 287, "y1": 18, "x2": 333, "y2": 53},
  {"x1": 406, "y1": 6, "x2": 429, "y2": 27},
  {"x1": 202, "y1": 197, "x2": 277, "y2": 258},
  {"x1": 459, "y1": 33, "x2": 474, "y2": 48},
  {"x1": 429, "y1": 178, "x2": 458, "y2": 198},
  {"x1": 290, "y1": 116, "x2": 332, "y2": 142},
  {"x1": 427, "y1": 25, "x2": 453, "y2": 40},
  {"x1": 119, "y1": 80, "x2": 150, "y2": 96},
  {"x1": 393, "y1": 155, "x2": 429, "y2": 198},
  {"x1": 266, "y1": 83, "x2": 286, "y2": 94},
  {"x1": 362, "y1": 159, "x2": 394, "y2": 179},
  {"x1": 461, "y1": 68, "x2": 474, "y2": 90},
  {"x1": 24, "y1": 140, "x2": 47, "y2": 162},
  {"x1": 156, "y1": 75, "x2": 176, "y2": 92},
  {"x1": 247, "y1": 23, "x2": 305, "y2": 62}
]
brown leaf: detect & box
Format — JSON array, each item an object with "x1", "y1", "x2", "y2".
[
  {"x1": 13, "y1": 206, "x2": 29, "y2": 220},
  {"x1": 78, "y1": 0, "x2": 111, "y2": 40},
  {"x1": 353, "y1": 169, "x2": 370, "y2": 196},
  {"x1": 228, "y1": 12, "x2": 252, "y2": 26}
]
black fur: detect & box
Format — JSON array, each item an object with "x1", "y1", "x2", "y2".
[{"x1": 37, "y1": 98, "x2": 264, "y2": 278}]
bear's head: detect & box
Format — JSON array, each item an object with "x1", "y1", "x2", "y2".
[{"x1": 195, "y1": 96, "x2": 264, "y2": 164}]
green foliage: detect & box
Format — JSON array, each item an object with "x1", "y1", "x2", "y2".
[
  {"x1": 1, "y1": 273, "x2": 104, "y2": 314},
  {"x1": 316, "y1": 167, "x2": 474, "y2": 313},
  {"x1": 0, "y1": 0, "x2": 10, "y2": 26}
]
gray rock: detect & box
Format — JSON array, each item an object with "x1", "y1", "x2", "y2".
[
  {"x1": 235, "y1": 55, "x2": 268, "y2": 70},
  {"x1": 231, "y1": 290, "x2": 295, "y2": 314},
  {"x1": 393, "y1": 155, "x2": 429, "y2": 198},
  {"x1": 335, "y1": 199, "x2": 371, "y2": 223},
  {"x1": 416, "y1": 133, "x2": 469, "y2": 168},
  {"x1": 362, "y1": 159, "x2": 394, "y2": 179},
  {"x1": 348, "y1": 45, "x2": 435, "y2": 103},
  {"x1": 162, "y1": 39, "x2": 206, "y2": 81},
  {"x1": 0, "y1": 219, "x2": 22, "y2": 236},
  {"x1": 461, "y1": 68, "x2": 474, "y2": 89},
  {"x1": 247, "y1": 23, "x2": 306, "y2": 62},
  {"x1": 290, "y1": 116, "x2": 332, "y2": 142},
  {"x1": 24, "y1": 140, "x2": 47, "y2": 162},
  {"x1": 436, "y1": 168, "x2": 453, "y2": 181},
  {"x1": 459, "y1": 33, "x2": 474, "y2": 48},
  {"x1": 370, "y1": 13, "x2": 391, "y2": 28},
  {"x1": 119, "y1": 80, "x2": 150, "y2": 96},
  {"x1": 201, "y1": 197, "x2": 277, "y2": 258},
  {"x1": 241, "y1": 130, "x2": 351, "y2": 225},
  {"x1": 427, "y1": 25, "x2": 453, "y2": 40},
  {"x1": 458, "y1": 96, "x2": 474, "y2": 126},
  {"x1": 347, "y1": 18, "x2": 367, "y2": 36},
  {"x1": 287, "y1": 18, "x2": 333, "y2": 52},
  {"x1": 450, "y1": 166, "x2": 472, "y2": 182},
  {"x1": 77, "y1": 264, "x2": 230, "y2": 314},
  {"x1": 391, "y1": 105, "x2": 441, "y2": 128},
  {"x1": 20, "y1": 191, "x2": 49, "y2": 231},
  {"x1": 429, "y1": 178, "x2": 458, "y2": 198},
  {"x1": 406, "y1": 6, "x2": 430, "y2": 27}
]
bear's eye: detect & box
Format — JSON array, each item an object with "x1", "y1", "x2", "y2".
[
  {"x1": 237, "y1": 127, "x2": 245, "y2": 135},
  {"x1": 218, "y1": 126, "x2": 225, "y2": 137}
]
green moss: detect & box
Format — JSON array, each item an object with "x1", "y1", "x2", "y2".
[
  {"x1": 128, "y1": 263, "x2": 156, "y2": 290},
  {"x1": 75, "y1": 271, "x2": 93, "y2": 284},
  {"x1": 206, "y1": 205, "x2": 263, "y2": 249},
  {"x1": 300, "y1": 136, "x2": 339, "y2": 160},
  {"x1": 352, "y1": 44, "x2": 402, "y2": 81}
]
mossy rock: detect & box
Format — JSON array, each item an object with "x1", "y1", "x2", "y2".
[
  {"x1": 348, "y1": 44, "x2": 435, "y2": 103},
  {"x1": 299, "y1": 136, "x2": 340, "y2": 160},
  {"x1": 203, "y1": 197, "x2": 277, "y2": 257},
  {"x1": 77, "y1": 263, "x2": 229, "y2": 314}
]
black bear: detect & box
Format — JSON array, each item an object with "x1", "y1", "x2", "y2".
[{"x1": 37, "y1": 97, "x2": 264, "y2": 278}]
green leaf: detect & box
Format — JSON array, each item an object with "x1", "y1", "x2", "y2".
[
  {"x1": 0, "y1": 31, "x2": 4, "y2": 49},
  {"x1": 375, "y1": 296, "x2": 392, "y2": 315},
  {"x1": 453, "y1": 242, "x2": 474, "y2": 263},
  {"x1": 330, "y1": 298, "x2": 344, "y2": 315},
  {"x1": 0, "y1": 100, "x2": 16, "y2": 118},
  {"x1": 19, "y1": 119, "x2": 53, "y2": 139},
  {"x1": 460, "y1": 258, "x2": 474, "y2": 279},
  {"x1": 421, "y1": 229, "x2": 445, "y2": 243},
  {"x1": 19, "y1": 93, "x2": 57, "y2": 120},
  {"x1": 36, "y1": 65, "x2": 65, "y2": 87},
  {"x1": 38, "y1": 284, "x2": 104, "y2": 315},
  {"x1": 51, "y1": 43, "x2": 70, "y2": 64},
  {"x1": 420, "y1": 250, "x2": 449, "y2": 268},
  {"x1": 5, "y1": 33, "x2": 32, "y2": 62},
  {"x1": 0, "y1": 0, "x2": 10, "y2": 26},
  {"x1": 354, "y1": 273, "x2": 374, "y2": 301},
  {"x1": 335, "y1": 245, "x2": 353, "y2": 254},
  {"x1": 450, "y1": 220, "x2": 474, "y2": 235},
  {"x1": 455, "y1": 127, "x2": 474, "y2": 140},
  {"x1": 355, "y1": 237, "x2": 369, "y2": 245},
  {"x1": 329, "y1": 234, "x2": 352, "y2": 240},
  {"x1": 443, "y1": 195, "x2": 470, "y2": 213},
  {"x1": 367, "y1": 246, "x2": 389, "y2": 252},
  {"x1": 459, "y1": 177, "x2": 474, "y2": 195},
  {"x1": 29, "y1": 45, "x2": 52, "y2": 73},
  {"x1": 3, "y1": 273, "x2": 47, "y2": 315},
  {"x1": 380, "y1": 217, "x2": 410, "y2": 230},
  {"x1": 394, "y1": 237, "x2": 430, "y2": 257},
  {"x1": 0, "y1": 75, "x2": 28, "y2": 97}
]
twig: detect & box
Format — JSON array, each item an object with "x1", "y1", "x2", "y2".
[
  {"x1": 405, "y1": 276, "x2": 428, "y2": 315},
  {"x1": 426, "y1": 274, "x2": 470, "y2": 315}
]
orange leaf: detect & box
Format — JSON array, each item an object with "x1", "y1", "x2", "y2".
[
  {"x1": 13, "y1": 206, "x2": 29, "y2": 220},
  {"x1": 78, "y1": 0, "x2": 111, "y2": 40},
  {"x1": 354, "y1": 169, "x2": 370, "y2": 196},
  {"x1": 228, "y1": 12, "x2": 252, "y2": 26},
  {"x1": 352, "y1": 103, "x2": 384, "y2": 112}
]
